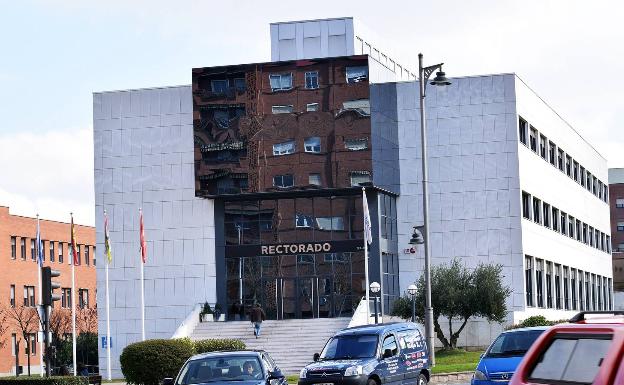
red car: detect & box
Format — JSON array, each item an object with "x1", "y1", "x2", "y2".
[{"x1": 509, "y1": 311, "x2": 624, "y2": 385}]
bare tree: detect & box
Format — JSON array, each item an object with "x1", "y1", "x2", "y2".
[
  {"x1": 0, "y1": 306, "x2": 7, "y2": 350},
  {"x1": 6, "y1": 304, "x2": 39, "y2": 376},
  {"x1": 76, "y1": 303, "x2": 98, "y2": 334}
]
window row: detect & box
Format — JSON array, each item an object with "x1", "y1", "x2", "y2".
[
  {"x1": 265, "y1": 66, "x2": 368, "y2": 93},
  {"x1": 9, "y1": 236, "x2": 95, "y2": 266},
  {"x1": 272, "y1": 137, "x2": 369, "y2": 156},
  {"x1": 524, "y1": 255, "x2": 613, "y2": 311},
  {"x1": 271, "y1": 98, "x2": 372, "y2": 116},
  {"x1": 616, "y1": 198, "x2": 624, "y2": 208},
  {"x1": 9, "y1": 284, "x2": 89, "y2": 309},
  {"x1": 519, "y1": 117, "x2": 608, "y2": 204},
  {"x1": 521, "y1": 191, "x2": 611, "y2": 254},
  {"x1": 272, "y1": 171, "x2": 371, "y2": 189},
  {"x1": 10, "y1": 333, "x2": 37, "y2": 356}
]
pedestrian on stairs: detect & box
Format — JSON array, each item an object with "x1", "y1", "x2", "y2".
[{"x1": 250, "y1": 302, "x2": 266, "y2": 338}]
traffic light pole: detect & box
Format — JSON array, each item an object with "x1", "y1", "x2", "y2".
[
  {"x1": 44, "y1": 305, "x2": 51, "y2": 377},
  {"x1": 42, "y1": 266, "x2": 61, "y2": 377}
]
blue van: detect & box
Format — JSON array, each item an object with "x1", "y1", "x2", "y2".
[
  {"x1": 471, "y1": 326, "x2": 549, "y2": 385},
  {"x1": 298, "y1": 323, "x2": 430, "y2": 385}
]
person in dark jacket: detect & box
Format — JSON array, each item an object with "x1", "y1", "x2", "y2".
[{"x1": 249, "y1": 303, "x2": 266, "y2": 338}]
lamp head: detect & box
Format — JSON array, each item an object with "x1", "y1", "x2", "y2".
[
  {"x1": 370, "y1": 281, "x2": 381, "y2": 293},
  {"x1": 407, "y1": 284, "x2": 417, "y2": 296},
  {"x1": 430, "y1": 71, "x2": 451, "y2": 86},
  {"x1": 409, "y1": 226, "x2": 425, "y2": 245}
]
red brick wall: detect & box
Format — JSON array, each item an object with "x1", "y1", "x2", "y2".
[{"x1": 0, "y1": 206, "x2": 96, "y2": 374}]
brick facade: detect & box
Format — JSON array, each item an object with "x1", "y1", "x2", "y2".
[{"x1": 0, "y1": 206, "x2": 96, "y2": 375}]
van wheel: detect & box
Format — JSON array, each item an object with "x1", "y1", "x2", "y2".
[
  {"x1": 418, "y1": 373, "x2": 428, "y2": 385},
  {"x1": 367, "y1": 379, "x2": 379, "y2": 385}
]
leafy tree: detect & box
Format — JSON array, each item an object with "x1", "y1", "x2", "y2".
[
  {"x1": 392, "y1": 259, "x2": 510, "y2": 349},
  {"x1": 77, "y1": 332, "x2": 98, "y2": 366}
]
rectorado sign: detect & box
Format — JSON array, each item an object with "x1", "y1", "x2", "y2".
[{"x1": 225, "y1": 239, "x2": 364, "y2": 258}]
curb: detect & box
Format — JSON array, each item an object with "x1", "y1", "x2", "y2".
[{"x1": 431, "y1": 371, "x2": 473, "y2": 383}]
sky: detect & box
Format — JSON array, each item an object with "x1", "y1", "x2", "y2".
[{"x1": 0, "y1": 0, "x2": 623, "y2": 226}]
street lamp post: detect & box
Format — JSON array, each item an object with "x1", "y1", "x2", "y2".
[
  {"x1": 407, "y1": 284, "x2": 417, "y2": 322},
  {"x1": 370, "y1": 281, "x2": 381, "y2": 324},
  {"x1": 418, "y1": 53, "x2": 451, "y2": 366}
]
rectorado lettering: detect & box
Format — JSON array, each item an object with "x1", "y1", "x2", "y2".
[{"x1": 261, "y1": 242, "x2": 332, "y2": 256}]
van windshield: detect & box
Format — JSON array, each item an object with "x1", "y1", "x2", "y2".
[
  {"x1": 486, "y1": 329, "x2": 545, "y2": 358},
  {"x1": 320, "y1": 334, "x2": 378, "y2": 360}
]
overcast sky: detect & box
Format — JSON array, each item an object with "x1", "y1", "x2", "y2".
[{"x1": 1, "y1": 0, "x2": 623, "y2": 226}]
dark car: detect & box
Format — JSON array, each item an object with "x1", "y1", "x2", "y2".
[
  {"x1": 164, "y1": 350, "x2": 287, "y2": 385},
  {"x1": 298, "y1": 322, "x2": 429, "y2": 385}
]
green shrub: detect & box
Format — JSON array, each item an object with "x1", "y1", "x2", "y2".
[
  {"x1": 0, "y1": 377, "x2": 88, "y2": 385},
  {"x1": 194, "y1": 338, "x2": 246, "y2": 354},
  {"x1": 120, "y1": 338, "x2": 195, "y2": 385},
  {"x1": 506, "y1": 315, "x2": 570, "y2": 330}
]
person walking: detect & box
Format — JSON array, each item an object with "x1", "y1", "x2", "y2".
[{"x1": 250, "y1": 303, "x2": 266, "y2": 338}]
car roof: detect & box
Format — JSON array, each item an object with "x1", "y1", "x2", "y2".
[
  {"x1": 501, "y1": 326, "x2": 551, "y2": 334},
  {"x1": 335, "y1": 322, "x2": 419, "y2": 336},
  {"x1": 189, "y1": 350, "x2": 265, "y2": 361}
]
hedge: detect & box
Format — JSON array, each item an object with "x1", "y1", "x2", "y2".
[
  {"x1": 194, "y1": 338, "x2": 245, "y2": 354},
  {"x1": 120, "y1": 338, "x2": 246, "y2": 385},
  {"x1": 506, "y1": 315, "x2": 569, "y2": 330},
  {"x1": 0, "y1": 377, "x2": 88, "y2": 385},
  {"x1": 120, "y1": 338, "x2": 195, "y2": 385}
]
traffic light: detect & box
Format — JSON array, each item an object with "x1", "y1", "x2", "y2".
[{"x1": 42, "y1": 267, "x2": 61, "y2": 306}]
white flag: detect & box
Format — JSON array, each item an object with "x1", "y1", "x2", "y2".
[{"x1": 363, "y1": 189, "x2": 372, "y2": 245}]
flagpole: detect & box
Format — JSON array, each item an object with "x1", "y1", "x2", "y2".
[
  {"x1": 104, "y1": 209, "x2": 112, "y2": 379},
  {"x1": 139, "y1": 208, "x2": 145, "y2": 341},
  {"x1": 36, "y1": 215, "x2": 44, "y2": 376},
  {"x1": 362, "y1": 188, "x2": 370, "y2": 324},
  {"x1": 71, "y1": 213, "x2": 77, "y2": 376}
]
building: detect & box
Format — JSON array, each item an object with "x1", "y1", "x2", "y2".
[
  {"x1": 608, "y1": 168, "x2": 624, "y2": 306},
  {"x1": 0, "y1": 206, "x2": 96, "y2": 376},
  {"x1": 94, "y1": 17, "x2": 613, "y2": 378}
]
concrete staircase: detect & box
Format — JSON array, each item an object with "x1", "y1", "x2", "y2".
[{"x1": 190, "y1": 318, "x2": 351, "y2": 374}]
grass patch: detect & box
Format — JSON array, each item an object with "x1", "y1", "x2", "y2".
[
  {"x1": 431, "y1": 349, "x2": 482, "y2": 374},
  {"x1": 287, "y1": 374, "x2": 299, "y2": 383}
]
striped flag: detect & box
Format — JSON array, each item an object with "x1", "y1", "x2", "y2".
[
  {"x1": 139, "y1": 209, "x2": 147, "y2": 263},
  {"x1": 71, "y1": 214, "x2": 79, "y2": 265},
  {"x1": 36, "y1": 216, "x2": 44, "y2": 267},
  {"x1": 104, "y1": 210, "x2": 112, "y2": 264},
  {"x1": 363, "y1": 189, "x2": 373, "y2": 245}
]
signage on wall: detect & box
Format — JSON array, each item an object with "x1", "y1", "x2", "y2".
[
  {"x1": 226, "y1": 240, "x2": 364, "y2": 257},
  {"x1": 403, "y1": 247, "x2": 416, "y2": 254}
]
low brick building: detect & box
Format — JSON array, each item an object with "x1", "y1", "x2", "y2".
[{"x1": 0, "y1": 206, "x2": 96, "y2": 376}]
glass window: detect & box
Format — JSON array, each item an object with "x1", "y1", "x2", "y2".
[
  {"x1": 554, "y1": 264, "x2": 562, "y2": 309},
  {"x1": 546, "y1": 262, "x2": 553, "y2": 308},
  {"x1": 566, "y1": 155, "x2": 572, "y2": 177},
  {"x1": 233, "y1": 78, "x2": 246, "y2": 92},
  {"x1": 518, "y1": 118, "x2": 527, "y2": 145},
  {"x1": 350, "y1": 171, "x2": 371, "y2": 187},
  {"x1": 272, "y1": 140, "x2": 295, "y2": 155},
  {"x1": 548, "y1": 141, "x2": 556, "y2": 165},
  {"x1": 85, "y1": 245, "x2": 89, "y2": 265},
  {"x1": 539, "y1": 134, "x2": 547, "y2": 159},
  {"x1": 11, "y1": 334, "x2": 16, "y2": 356},
  {"x1": 532, "y1": 197, "x2": 541, "y2": 224},
  {"x1": 529, "y1": 127, "x2": 537, "y2": 152},
  {"x1": 529, "y1": 336, "x2": 612, "y2": 384},
  {"x1": 10, "y1": 236, "x2": 16, "y2": 259},
  {"x1": 536, "y1": 259, "x2": 544, "y2": 308},
  {"x1": 49, "y1": 241, "x2": 55, "y2": 262},
  {"x1": 557, "y1": 149, "x2": 564, "y2": 171},
  {"x1": 551, "y1": 207, "x2": 559, "y2": 232},
  {"x1": 20, "y1": 238, "x2": 26, "y2": 260},
  {"x1": 273, "y1": 174, "x2": 294, "y2": 188},
  {"x1": 617, "y1": 198, "x2": 624, "y2": 208},
  {"x1": 175, "y1": 355, "x2": 264, "y2": 385},
  {"x1": 346, "y1": 66, "x2": 369, "y2": 83},
  {"x1": 342, "y1": 99, "x2": 370, "y2": 116},
  {"x1": 563, "y1": 267, "x2": 570, "y2": 310},
  {"x1": 573, "y1": 161, "x2": 579, "y2": 181},
  {"x1": 560, "y1": 212, "x2": 567, "y2": 236},
  {"x1": 30, "y1": 239, "x2": 35, "y2": 260},
  {"x1": 316, "y1": 217, "x2": 345, "y2": 231},
  {"x1": 210, "y1": 79, "x2": 228, "y2": 94},
  {"x1": 580, "y1": 166, "x2": 586, "y2": 187},
  {"x1": 320, "y1": 334, "x2": 378, "y2": 359},
  {"x1": 271, "y1": 105, "x2": 293, "y2": 114},
  {"x1": 382, "y1": 335, "x2": 398, "y2": 356},
  {"x1": 525, "y1": 256, "x2": 533, "y2": 307},
  {"x1": 269, "y1": 73, "x2": 293, "y2": 91},
  {"x1": 345, "y1": 138, "x2": 368, "y2": 151},
  {"x1": 542, "y1": 203, "x2": 550, "y2": 228},
  {"x1": 304, "y1": 137, "x2": 321, "y2": 153},
  {"x1": 295, "y1": 214, "x2": 313, "y2": 228},
  {"x1": 58, "y1": 242, "x2": 64, "y2": 263},
  {"x1": 306, "y1": 103, "x2": 319, "y2": 112},
  {"x1": 308, "y1": 173, "x2": 321, "y2": 186},
  {"x1": 10, "y1": 285, "x2": 15, "y2": 307},
  {"x1": 305, "y1": 71, "x2": 319, "y2": 89},
  {"x1": 486, "y1": 329, "x2": 545, "y2": 357}
]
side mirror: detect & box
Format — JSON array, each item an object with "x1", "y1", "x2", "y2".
[
  {"x1": 313, "y1": 353, "x2": 320, "y2": 362},
  {"x1": 268, "y1": 369, "x2": 284, "y2": 380},
  {"x1": 163, "y1": 378, "x2": 174, "y2": 385},
  {"x1": 383, "y1": 349, "x2": 394, "y2": 359}
]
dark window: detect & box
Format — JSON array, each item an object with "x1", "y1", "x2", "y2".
[
  {"x1": 548, "y1": 141, "x2": 556, "y2": 165},
  {"x1": 563, "y1": 267, "x2": 570, "y2": 310},
  {"x1": 529, "y1": 127, "x2": 537, "y2": 152},
  {"x1": 573, "y1": 161, "x2": 579, "y2": 181},
  {"x1": 571, "y1": 269, "x2": 577, "y2": 310},
  {"x1": 532, "y1": 197, "x2": 541, "y2": 224},
  {"x1": 592, "y1": 176, "x2": 598, "y2": 196},
  {"x1": 62, "y1": 288, "x2": 72, "y2": 309},
  {"x1": 560, "y1": 212, "x2": 567, "y2": 236},
  {"x1": 486, "y1": 329, "x2": 545, "y2": 358},
  {"x1": 529, "y1": 336, "x2": 612, "y2": 384},
  {"x1": 617, "y1": 198, "x2": 624, "y2": 208},
  {"x1": 382, "y1": 334, "x2": 398, "y2": 357},
  {"x1": 346, "y1": 66, "x2": 368, "y2": 83},
  {"x1": 554, "y1": 265, "x2": 562, "y2": 309},
  {"x1": 23, "y1": 285, "x2": 35, "y2": 307},
  {"x1": 78, "y1": 289, "x2": 89, "y2": 308},
  {"x1": 58, "y1": 242, "x2": 64, "y2": 263},
  {"x1": 540, "y1": 135, "x2": 547, "y2": 159},
  {"x1": 10, "y1": 236, "x2": 16, "y2": 259},
  {"x1": 305, "y1": 71, "x2": 319, "y2": 89},
  {"x1": 565, "y1": 155, "x2": 572, "y2": 177},
  {"x1": 545, "y1": 262, "x2": 552, "y2": 308},
  {"x1": 578, "y1": 271, "x2": 585, "y2": 310},
  {"x1": 233, "y1": 78, "x2": 246, "y2": 92},
  {"x1": 519, "y1": 118, "x2": 527, "y2": 145},
  {"x1": 557, "y1": 149, "x2": 564, "y2": 171},
  {"x1": 580, "y1": 166, "x2": 586, "y2": 187},
  {"x1": 552, "y1": 207, "x2": 559, "y2": 232},
  {"x1": 522, "y1": 192, "x2": 531, "y2": 219},
  {"x1": 20, "y1": 238, "x2": 26, "y2": 260},
  {"x1": 273, "y1": 174, "x2": 294, "y2": 188},
  {"x1": 536, "y1": 259, "x2": 544, "y2": 307},
  {"x1": 30, "y1": 239, "x2": 35, "y2": 260},
  {"x1": 10, "y1": 285, "x2": 15, "y2": 307},
  {"x1": 304, "y1": 137, "x2": 321, "y2": 153},
  {"x1": 586, "y1": 172, "x2": 592, "y2": 191},
  {"x1": 85, "y1": 246, "x2": 89, "y2": 266},
  {"x1": 542, "y1": 203, "x2": 550, "y2": 228},
  {"x1": 582, "y1": 224, "x2": 588, "y2": 244},
  {"x1": 49, "y1": 241, "x2": 55, "y2": 262},
  {"x1": 210, "y1": 79, "x2": 228, "y2": 94},
  {"x1": 525, "y1": 256, "x2": 533, "y2": 307}
]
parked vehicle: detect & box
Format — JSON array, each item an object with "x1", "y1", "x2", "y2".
[
  {"x1": 509, "y1": 311, "x2": 624, "y2": 385},
  {"x1": 298, "y1": 322, "x2": 429, "y2": 385},
  {"x1": 471, "y1": 326, "x2": 549, "y2": 385},
  {"x1": 164, "y1": 350, "x2": 286, "y2": 385}
]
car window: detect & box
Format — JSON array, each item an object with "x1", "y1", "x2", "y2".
[
  {"x1": 486, "y1": 329, "x2": 545, "y2": 357},
  {"x1": 320, "y1": 334, "x2": 378, "y2": 360},
  {"x1": 529, "y1": 335, "x2": 612, "y2": 384},
  {"x1": 176, "y1": 356, "x2": 264, "y2": 385},
  {"x1": 382, "y1": 334, "x2": 398, "y2": 357}
]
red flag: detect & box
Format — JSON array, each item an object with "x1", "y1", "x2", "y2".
[
  {"x1": 139, "y1": 209, "x2": 147, "y2": 264},
  {"x1": 71, "y1": 214, "x2": 79, "y2": 265}
]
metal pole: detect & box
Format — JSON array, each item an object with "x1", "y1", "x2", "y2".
[
  {"x1": 45, "y1": 305, "x2": 51, "y2": 377},
  {"x1": 412, "y1": 296, "x2": 416, "y2": 323},
  {"x1": 373, "y1": 296, "x2": 379, "y2": 324},
  {"x1": 363, "y1": 188, "x2": 370, "y2": 324},
  {"x1": 237, "y1": 225, "x2": 242, "y2": 302},
  {"x1": 419, "y1": 53, "x2": 435, "y2": 366},
  {"x1": 105, "y1": 261, "x2": 112, "y2": 380}
]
